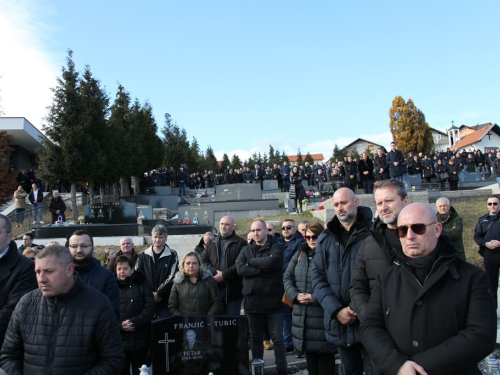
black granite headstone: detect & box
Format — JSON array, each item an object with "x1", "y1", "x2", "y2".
[
  {"x1": 177, "y1": 206, "x2": 214, "y2": 226},
  {"x1": 85, "y1": 202, "x2": 137, "y2": 224},
  {"x1": 151, "y1": 315, "x2": 249, "y2": 375},
  {"x1": 459, "y1": 171, "x2": 481, "y2": 182},
  {"x1": 404, "y1": 174, "x2": 422, "y2": 185},
  {"x1": 215, "y1": 184, "x2": 261, "y2": 201},
  {"x1": 136, "y1": 205, "x2": 153, "y2": 220},
  {"x1": 263, "y1": 180, "x2": 278, "y2": 191}
]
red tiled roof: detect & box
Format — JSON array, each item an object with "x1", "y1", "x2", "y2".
[
  {"x1": 288, "y1": 153, "x2": 324, "y2": 162},
  {"x1": 450, "y1": 125, "x2": 492, "y2": 151}
]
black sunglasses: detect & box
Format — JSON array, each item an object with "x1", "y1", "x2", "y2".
[
  {"x1": 282, "y1": 225, "x2": 295, "y2": 230},
  {"x1": 396, "y1": 222, "x2": 436, "y2": 238},
  {"x1": 305, "y1": 235, "x2": 318, "y2": 241},
  {"x1": 488, "y1": 202, "x2": 499, "y2": 206}
]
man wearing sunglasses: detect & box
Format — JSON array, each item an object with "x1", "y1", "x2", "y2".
[
  {"x1": 474, "y1": 195, "x2": 500, "y2": 308},
  {"x1": 312, "y1": 187, "x2": 373, "y2": 375},
  {"x1": 350, "y1": 179, "x2": 409, "y2": 323},
  {"x1": 278, "y1": 219, "x2": 306, "y2": 354},
  {"x1": 361, "y1": 203, "x2": 496, "y2": 375}
]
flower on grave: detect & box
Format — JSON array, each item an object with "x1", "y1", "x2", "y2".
[
  {"x1": 188, "y1": 220, "x2": 192, "y2": 224},
  {"x1": 319, "y1": 205, "x2": 324, "y2": 210},
  {"x1": 179, "y1": 220, "x2": 184, "y2": 224}
]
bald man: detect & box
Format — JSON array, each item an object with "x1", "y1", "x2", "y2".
[
  {"x1": 201, "y1": 216, "x2": 246, "y2": 315},
  {"x1": 312, "y1": 188, "x2": 373, "y2": 375},
  {"x1": 361, "y1": 203, "x2": 496, "y2": 375}
]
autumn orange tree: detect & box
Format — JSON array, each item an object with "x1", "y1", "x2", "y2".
[{"x1": 389, "y1": 96, "x2": 433, "y2": 156}]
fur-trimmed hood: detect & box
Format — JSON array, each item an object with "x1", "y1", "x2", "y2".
[{"x1": 173, "y1": 269, "x2": 213, "y2": 284}]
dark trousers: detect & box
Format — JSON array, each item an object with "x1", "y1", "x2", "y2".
[
  {"x1": 247, "y1": 312, "x2": 287, "y2": 374},
  {"x1": 305, "y1": 351, "x2": 338, "y2": 375},
  {"x1": 282, "y1": 303, "x2": 293, "y2": 348},
  {"x1": 362, "y1": 180, "x2": 373, "y2": 194},
  {"x1": 122, "y1": 348, "x2": 148, "y2": 375},
  {"x1": 337, "y1": 343, "x2": 372, "y2": 375},
  {"x1": 484, "y1": 250, "x2": 500, "y2": 308},
  {"x1": 283, "y1": 178, "x2": 290, "y2": 192}
]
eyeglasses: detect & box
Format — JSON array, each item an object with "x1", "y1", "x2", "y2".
[
  {"x1": 396, "y1": 222, "x2": 436, "y2": 238},
  {"x1": 68, "y1": 244, "x2": 92, "y2": 249},
  {"x1": 488, "y1": 202, "x2": 499, "y2": 206},
  {"x1": 282, "y1": 225, "x2": 295, "y2": 230},
  {"x1": 305, "y1": 235, "x2": 318, "y2": 241}
]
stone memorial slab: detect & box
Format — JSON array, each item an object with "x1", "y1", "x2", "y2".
[
  {"x1": 301, "y1": 180, "x2": 310, "y2": 188},
  {"x1": 149, "y1": 195, "x2": 179, "y2": 210},
  {"x1": 177, "y1": 206, "x2": 214, "y2": 226},
  {"x1": 459, "y1": 171, "x2": 481, "y2": 182},
  {"x1": 120, "y1": 196, "x2": 149, "y2": 205},
  {"x1": 404, "y1": 174, "x2": 422, "y2": 185},
  {"x1": 85, "y1": 202, "x2": 136, "y2": 224},
  {"x1": 215, "y1": 183, "x2": 261, "y2": 201},
  {"x1": 151, "y1": 315, "x2": 249, "y2": 375},
  {"x1": 152, "y1": 186, "x2": 172, "y2": 195},
  {"x1": 263, "y1": 180, "x2": 279, "y2": 191},
  {"x1": 136, "y1": 205, "x2": 153, "y2": 220}
]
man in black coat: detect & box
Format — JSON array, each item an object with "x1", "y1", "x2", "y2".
[
  {"x1": 236, "y1": 220, "x2": 287, "y2": 375},
  {"x1": 0, "y1": 245, "x2": 125, "y2": 374},
  {"x1": 201, "y1": 216, "x2": 246, "y2": 315},
  {"x1": 474, "y1": 194, "x2": 500, "y2": 307},
  {"x1": 386, "y1": 142, "x2": 405, "y2": 181},
  {"x1": 66, "y1": 230, "x2": 120, "y2": 320},
  {"x1": 0, "y1": 215, "x2": 37, "y2": 347},
  {"x1": 361, "y1": 203, "x2": 497, "y2": 375}
]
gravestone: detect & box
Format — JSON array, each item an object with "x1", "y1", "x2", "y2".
[
  {"x1": 215, "y1": 184, "x2": 261, "y2": 201},
  {"x1": 85, "y1": 202, "x2": 136, "y2": 224},
  {"x1": 136, "y1": 205, "x2": 153, "y2": 220},
  {"x1": 301, "y1": 180, "x2": 310, "y2": 188},
  {"x1": 459, "y1": 171, "x2": 481, "y2": 182},
  {"x1": 149, "y1": 195, "x2": 179, "y2": 210},
  {"x1": 151, "y1": 315, "x2": 249, "y2": 375},
  {"x1": 120, "y1": 196, "x2": 149, "y2": 205},
  {"x1": 263, "y1": 180, "x2": 278, "y2": 191},
  {"x1": 404, "y1": 174, "x2": 422, "y2": 185},
  {"x1": 177, "y1": 206, "x2": 214, "y2": 226}
]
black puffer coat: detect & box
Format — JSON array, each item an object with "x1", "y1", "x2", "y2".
[
  {"x1": 236, "y1": 235, "x2": 284, "y2": 314},
  {"x1": 0, "y1": 276, "x2": 125, "y2": 374},
  {"x1": 311, "y1": 207, "x2": 373, "y2": 347},
  {"x1": 284, "y1": 242, "x2": 337, "y2": 354},
  {"x1": 168, "y1": 270, "x2": 222, "y2": 316},
  {"x1": 117, "y1": 271, "x2": 155, "y2": 351},
  {"x1": 289, "y1": 173, "x2": 304, "y2": 199}
]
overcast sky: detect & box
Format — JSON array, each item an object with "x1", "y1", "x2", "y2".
[{"x1": 1, "y1": 0, "x2": 498, "y2": 161}]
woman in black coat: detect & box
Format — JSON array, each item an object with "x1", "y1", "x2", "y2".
[
  {"x1": 115, "y1": 256, "x2": 155, "y2": 375},
  {"x1": 284, "y1": 222, "x2": 337, "y2": 375},
  {"x1": 446, "y1": 158, "x2": 461, "y2": 191},
  {"x1": 358, "y1": 152, "x2": 374, "y2": 194},
  {"x1": 289, "y1": 165, "x2": 305, "y2": 213},
  {"x1": 465, "y1": 153, "x2": 476, "y2": 172},
  {"x1": 435, "y1": 158, "x2": 447, "y2": 191}
]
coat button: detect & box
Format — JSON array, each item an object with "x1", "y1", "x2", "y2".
[
  {"x1": 412, "y1": 340, "x2": 419, "y2": 347},
  {"x1": 416, "y1": 300, "x2": 422, "y2": 306}
]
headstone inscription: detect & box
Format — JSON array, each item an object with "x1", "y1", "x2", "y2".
[
  {"x1": 85, "y1": 202, "x2": 137, "y2": 224},
  {"x1": 151, "y1": 315, "x2": 249, "y2": 375}
]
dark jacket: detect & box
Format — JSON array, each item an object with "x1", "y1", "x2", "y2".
[
  {"x1": 0, "y1": 241, "x2": 37, "y2": 346},
  {"x1": 107, "y1": 249, "x2": 138, "y2": 272},
  {"x1": 289, "y1": 173, "x2": 304, "y2": 199},
  {"x1": 236, "y1": 235, "x2": 284, "y2": 313},
  {"x1": 75, "y1": 257, "x2": 120, "y2": 320},
  {"x1": 446, "y1": 163, "x2": 460, "y2": 182},
  {"x1": 135, "y1": 245, "x2": 179, "y2": 308},
  {"x1": 360, "y1": 239, "x2": 496, "y2": 375},
  {"x1": 279, "y1": 231, "x2": 305, "y2": 272},
  {"x1": 343, "y1": 162, "x2": 358, "y2": 186},
  {"x1": 0, "y1": 276, "x2": 125, "y2": 375},
  {"x1": 28, "y1": 189, "x2": 43, "y2": 204},
  {"x1": 48, "y1": 196, "x2": 66, "y2": 223},
  {"x1": 422, "y1": 158, "x2": 434, "y2": 177},
  {"x1": 168, "y1": 270, "x2": 223, "y2": 316},
  {"x1": 493, "y1": 158, "x2": 500, "y2": 176},
  {"x1": 437, "y1": 206, "x2": 465, "y2": 261},
  {"x1": 224, "y1": 173, "x2": 237, "y2": 184},
  {"x1": 358, "y1": 158, "x2": 374, "y2": 181},
  {"x1": 386, "y1": 149, "x2": 405, "y2": 177},
  {"x1": 284, "y1": 242, "x2": 337, "y2": 354},
  {"x1": 117, "y1": 271, "x2": 155, "y2": 351},
  {"x1": 474, "y1": 211, "x2": 500, "y2": 255},
  {"x1": 350, "y1": 218, "x2": 398, "y2": 322},
  {"x1": 373, "y1": 155, "x2": 389, "y2": 181},
  {"x1": 201, "y1": 231, "x2": 246, "y2": 303},
  {"x1": 311, "y1": 206, "x2": 372, "y2": 347}
]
